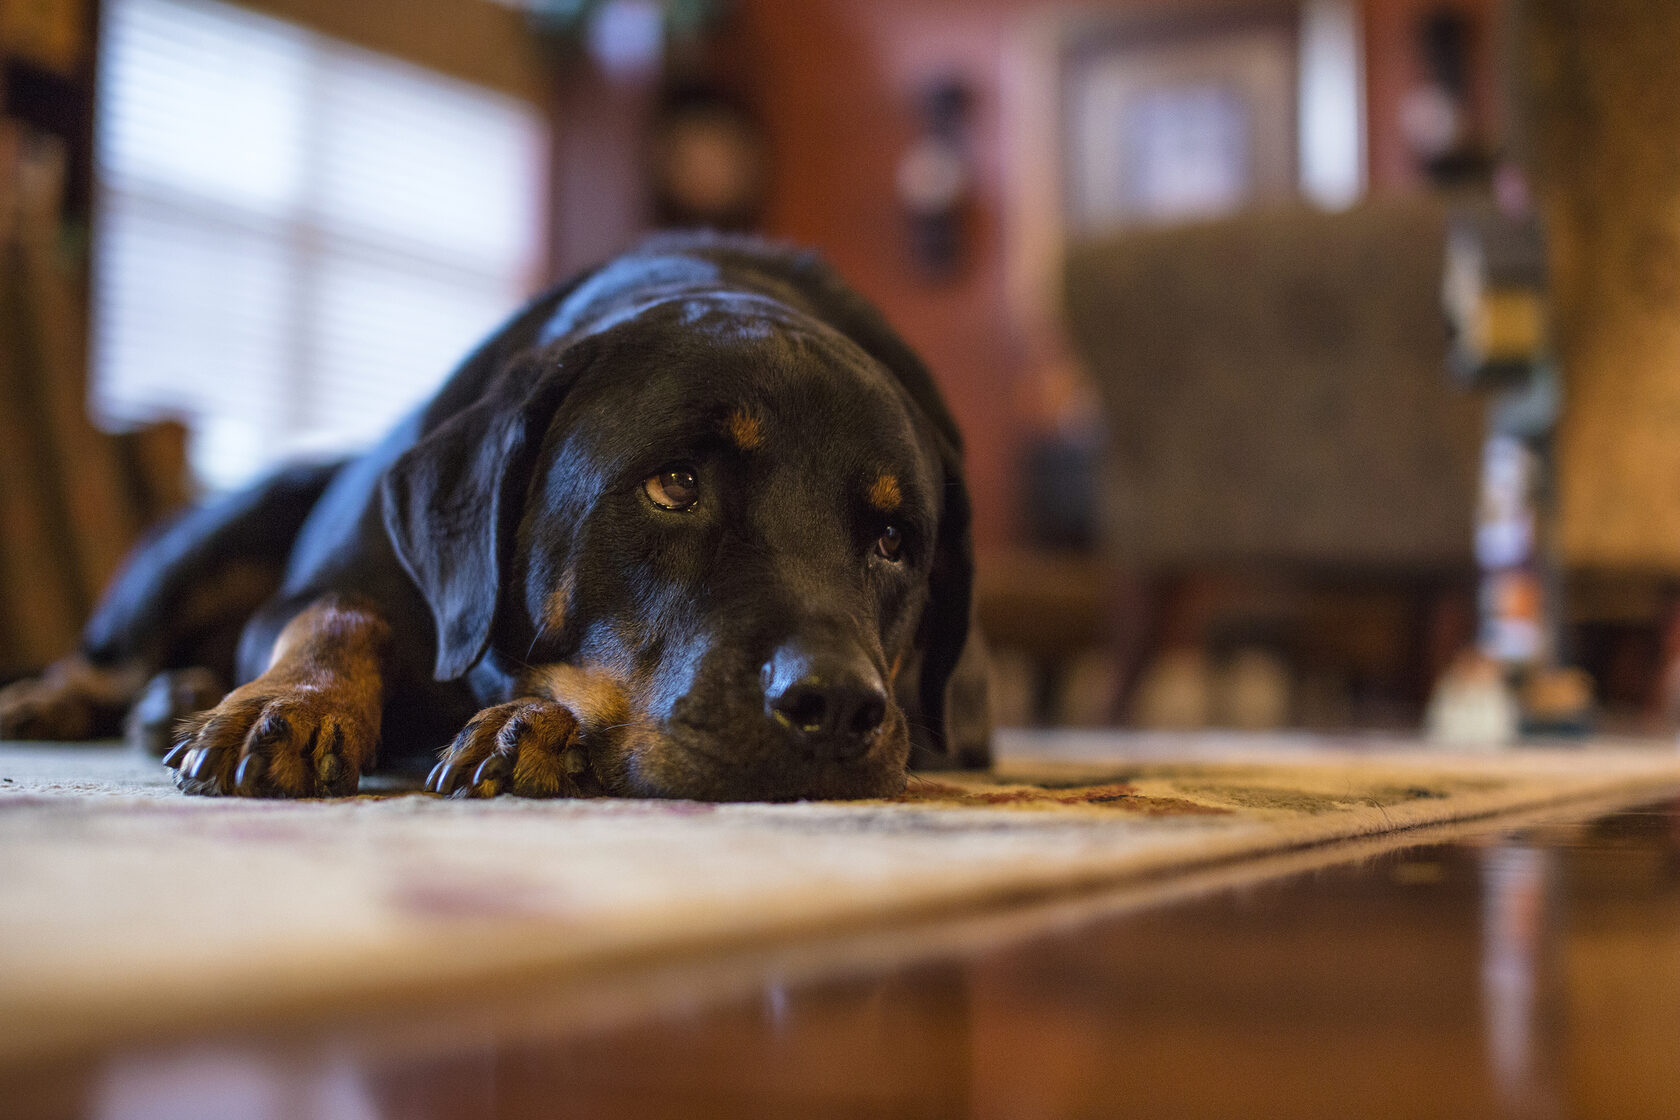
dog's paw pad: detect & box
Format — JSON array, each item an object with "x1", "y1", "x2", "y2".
[
  {"x1": 427, "y1": 699, "x2": 587, "y2": 799},
  {"x1": 163, "y1": 693, "x2": 370, "y2": 798}
]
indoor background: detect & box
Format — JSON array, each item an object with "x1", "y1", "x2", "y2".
[{"x1": 1, "y1": 0, "x2": 1668, "y2": 743}]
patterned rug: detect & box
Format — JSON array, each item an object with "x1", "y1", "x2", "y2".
[{"x1": 3, "y1": 733, "x2": 1679, "y2": 1067}]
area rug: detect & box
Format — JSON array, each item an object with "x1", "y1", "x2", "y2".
[{"x1": 3, "y1": 733, "x2": 1679, "y2": 1066}]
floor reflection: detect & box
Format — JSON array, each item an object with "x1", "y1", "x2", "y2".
[{"x1": 1479, "y1": 844, "x2": 1559, "y2": 1119}]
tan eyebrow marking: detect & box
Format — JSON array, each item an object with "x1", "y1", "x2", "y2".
[
  {"x1": 868, "y1": 473, "x2": 903, "y2": 512},
  {"x1": 541, "y1": 569, "x2": 574, "y2": 637},
  {"x1": 725, "y1": 408, "x2": 765, "y2": 451}
]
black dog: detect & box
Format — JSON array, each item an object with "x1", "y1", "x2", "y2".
[{"x1": 0, "y1": 233, "x2": 986, "y2": 800}]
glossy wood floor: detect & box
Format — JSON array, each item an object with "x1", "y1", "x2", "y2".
[{"x1": 11, "y1": 795, "x2": 1680, "y2": 1119}]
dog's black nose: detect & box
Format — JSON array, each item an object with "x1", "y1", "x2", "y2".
[{"x1": 763, "y1": 644, "x2": 888, "y2": 761}]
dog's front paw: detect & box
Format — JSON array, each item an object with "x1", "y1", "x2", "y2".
[
  {"x1": 163, "y1": 688, "x2": 374, "y2": 798},
  {"x1": 426, "y1": 698, "x2": 591, "y2": 798}
]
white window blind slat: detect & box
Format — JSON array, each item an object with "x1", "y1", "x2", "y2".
[
  {"x1": 92, "y1": 194, "x2": 293, "y2": 424},
  {"x1": 98, "y1": 0, "x2": 312, "y2": 210},
  {"x1": 303, "y1": 254, "x2": 518, "y2": 450},
  {"x1": 92, "y1": 0, "x2": 546, "y2": 493},
  {"x1": 313, "y1": 47, "x2": 544, "y2": 272}
]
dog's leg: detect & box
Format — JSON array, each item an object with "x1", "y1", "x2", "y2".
[
  {"x1": 426, "y1": 665, "x2": 627, "y2": 798},
  {"x1": 2, "y1": 464, "x2": 339, "y2": 745},
  {"x1": 163, "y1": 595, "x2": 388, "y2": 797},
  {"x1": 0, "y1": 657, "x2": 149, "y2": 740}
]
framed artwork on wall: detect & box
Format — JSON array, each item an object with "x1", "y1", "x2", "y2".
[
  {"x1": 1060, "y1": 9, "x2": 1300, "y2": 234},
  {"x1": 1003, "y1": 2, "x2": 1365, "y2": 336}
]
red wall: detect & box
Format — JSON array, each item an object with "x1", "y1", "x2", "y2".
[
  {"x1": 1362, "y1": 0, "x2": 1505, "y2": 193},
  {"x1": 741, "y1": 0, "x2": 1033, "y2": 549}
]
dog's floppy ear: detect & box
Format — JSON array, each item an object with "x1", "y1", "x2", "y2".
[
  {"x1": 380, "y1": 353, "x2": 577, "y2": 681},
  {"x1": 907, "y1": 439, "x2": 987, "y2": 768}
]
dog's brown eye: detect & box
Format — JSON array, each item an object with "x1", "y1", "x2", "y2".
[
  {"x1": 644, "y1": 466, "x2": 700, "y2": 511},
  {"x1": 875, "y1": 525, "x2": 903, "y2": 561}
]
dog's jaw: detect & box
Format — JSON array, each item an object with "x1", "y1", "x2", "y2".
[{"x1": 600, "y1": 719, "x2": 912, "y2": 802}]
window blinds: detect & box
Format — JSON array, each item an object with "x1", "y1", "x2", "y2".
[{"x1": 93, "y1": 0, "x2": 546, "y2": 491}]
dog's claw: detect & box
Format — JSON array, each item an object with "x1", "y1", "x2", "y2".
[
  {"x1": 161, "y1": 741, "x2": 189, "y2": 769},
  {"x1": 178, "y1": 745, "x2": 231, "y2": 792},
  {"x1": 471, "y1": 753, "x2": 510, "y2": 794},
  {"x1": 234, "y1": 753, "x2": 265, "y2": 793},
  {"x1": 432, "y1": 761, "x2": 466, "y2": 796}
]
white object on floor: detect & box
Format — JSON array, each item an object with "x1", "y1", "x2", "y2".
[{"x1": 1426, "y1": 651, "x2": 1519, "y2": 748}]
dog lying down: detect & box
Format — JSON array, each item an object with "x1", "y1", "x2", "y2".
[{"x1": 0, "y1": 233, "x2": 989, "y2": 800}]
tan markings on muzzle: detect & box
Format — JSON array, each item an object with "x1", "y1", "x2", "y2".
[
  {"x1": 526, "y1": 662, "x2": 631, "y2": 734},
  {"x1": 725, "y1": 408, "x2": 765, "y2": 451},
  {"x1": 868, "y1": 473, "x2": 903, "y2": 512}
]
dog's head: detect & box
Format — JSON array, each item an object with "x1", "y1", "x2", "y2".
[{"x1": 382, "y1": 284, "x2": 973, "y2": 800}]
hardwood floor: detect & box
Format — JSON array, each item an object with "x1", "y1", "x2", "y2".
[{"x1": 10, "y1": 795, "x2": 1680, "y2": 1119}]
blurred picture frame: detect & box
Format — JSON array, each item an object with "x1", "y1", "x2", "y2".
[
  {"x1": 1002, "y1": 2, "x2": 1364, "y2": 338},
  {"x1": 1060, "y1": 9, "x2": 1300, "y2": 233}
]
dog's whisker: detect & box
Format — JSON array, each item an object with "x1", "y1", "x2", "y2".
[{"x1": 521, "y1": 625, "x2": 547, "y2": 670}]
